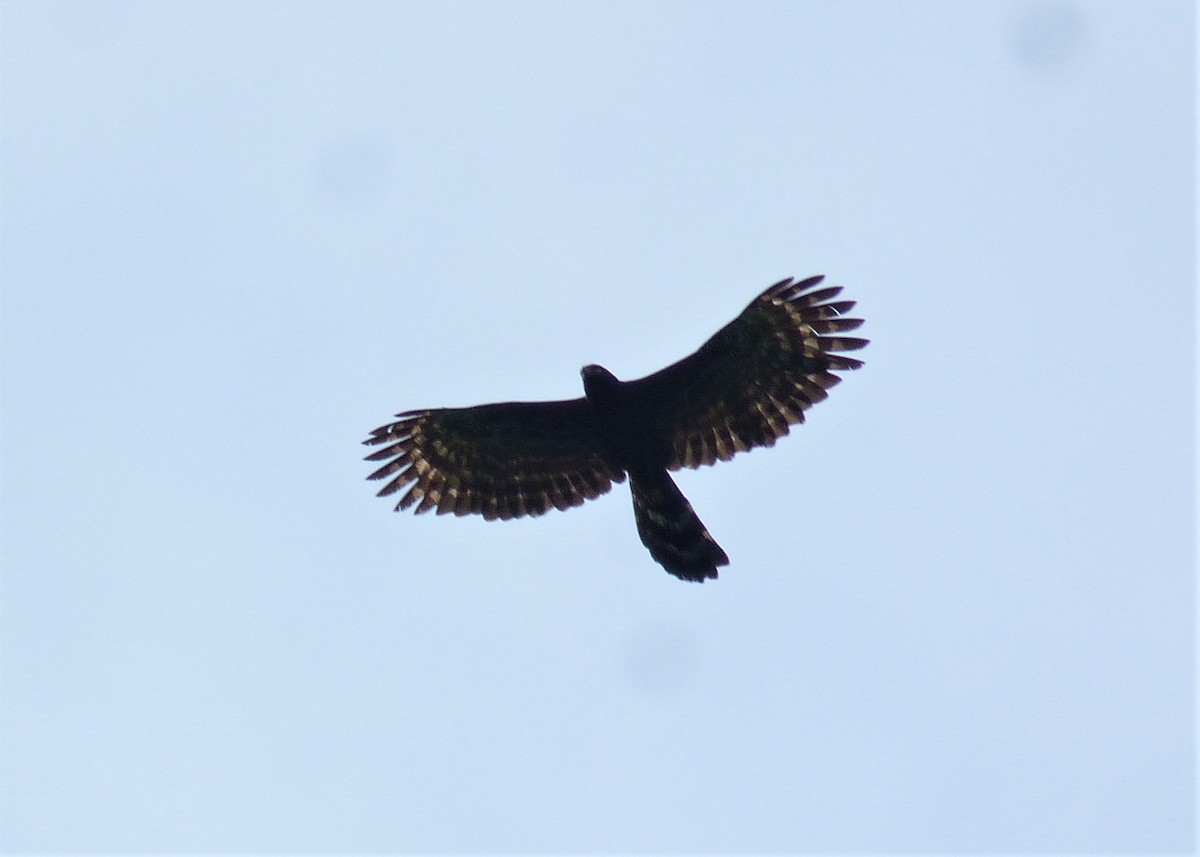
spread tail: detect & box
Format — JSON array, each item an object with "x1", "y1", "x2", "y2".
[{"x1": 629, "y1": 470, "x2": 729, "y2": 581}]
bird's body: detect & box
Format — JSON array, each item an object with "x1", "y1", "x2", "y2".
[
  {"x1": 580, "y1": 364, "x2": 668, "y2": 473},
  {"x1": 580, "y1": 363, "x2": 728, "y2": 579},
  {"x1": 364, "y1": 275, "x2": 867, "y2": 581}
]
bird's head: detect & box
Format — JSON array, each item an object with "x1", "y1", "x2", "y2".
[
  {"x1": 580, "y1": 364, "x2": 616, "y2": 382},
  {"x1": 580, "y1": 364, "x2": 620, "y2": 401}
]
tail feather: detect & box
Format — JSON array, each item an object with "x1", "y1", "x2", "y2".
[{"x1": 630, "y1": 470, "x2": 729, "y2": 581}]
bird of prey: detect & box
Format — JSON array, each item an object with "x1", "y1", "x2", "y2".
[{"x1": 364, "y1": 275, "x2": 866, "y2": 582}]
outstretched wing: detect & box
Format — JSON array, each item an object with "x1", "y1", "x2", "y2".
[
  {"x1": 625, "y1": 276, "x2": 867, "y2": 470},
  {"x1": 363, "y1": 399, "x2": 624, "y2": 521}
]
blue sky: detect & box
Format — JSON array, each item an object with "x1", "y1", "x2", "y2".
[{"x1": 1, "y1": 1, "x2": 1194, "y2": 852}]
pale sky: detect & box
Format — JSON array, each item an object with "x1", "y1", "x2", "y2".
[{"x1": 1, "y1": 1, "x2": 1194, "y2": 852}]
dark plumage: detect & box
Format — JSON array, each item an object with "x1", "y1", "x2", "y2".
[{"x1": 364, "y1": 275, "x2": 867, "y2": 581}]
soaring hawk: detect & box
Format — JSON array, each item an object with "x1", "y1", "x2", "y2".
[{"x1": 364, "y1": 276, "x2": 867, "y2": 581}]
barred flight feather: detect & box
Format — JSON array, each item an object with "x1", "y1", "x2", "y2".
[
  {"x1": 364, "y1": 402, "x2": 622, "y2": 521},
  {"x1": 616, "y1": 275, "x2": 867, "y2": 472}
]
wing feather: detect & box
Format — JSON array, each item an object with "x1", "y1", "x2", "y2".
[
  {"x1": 624, "y1": 275, "x2": 867, "y2": 470},
  {"x1": 364, "y1": 398, "x2": 624, "y2": 519}
]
